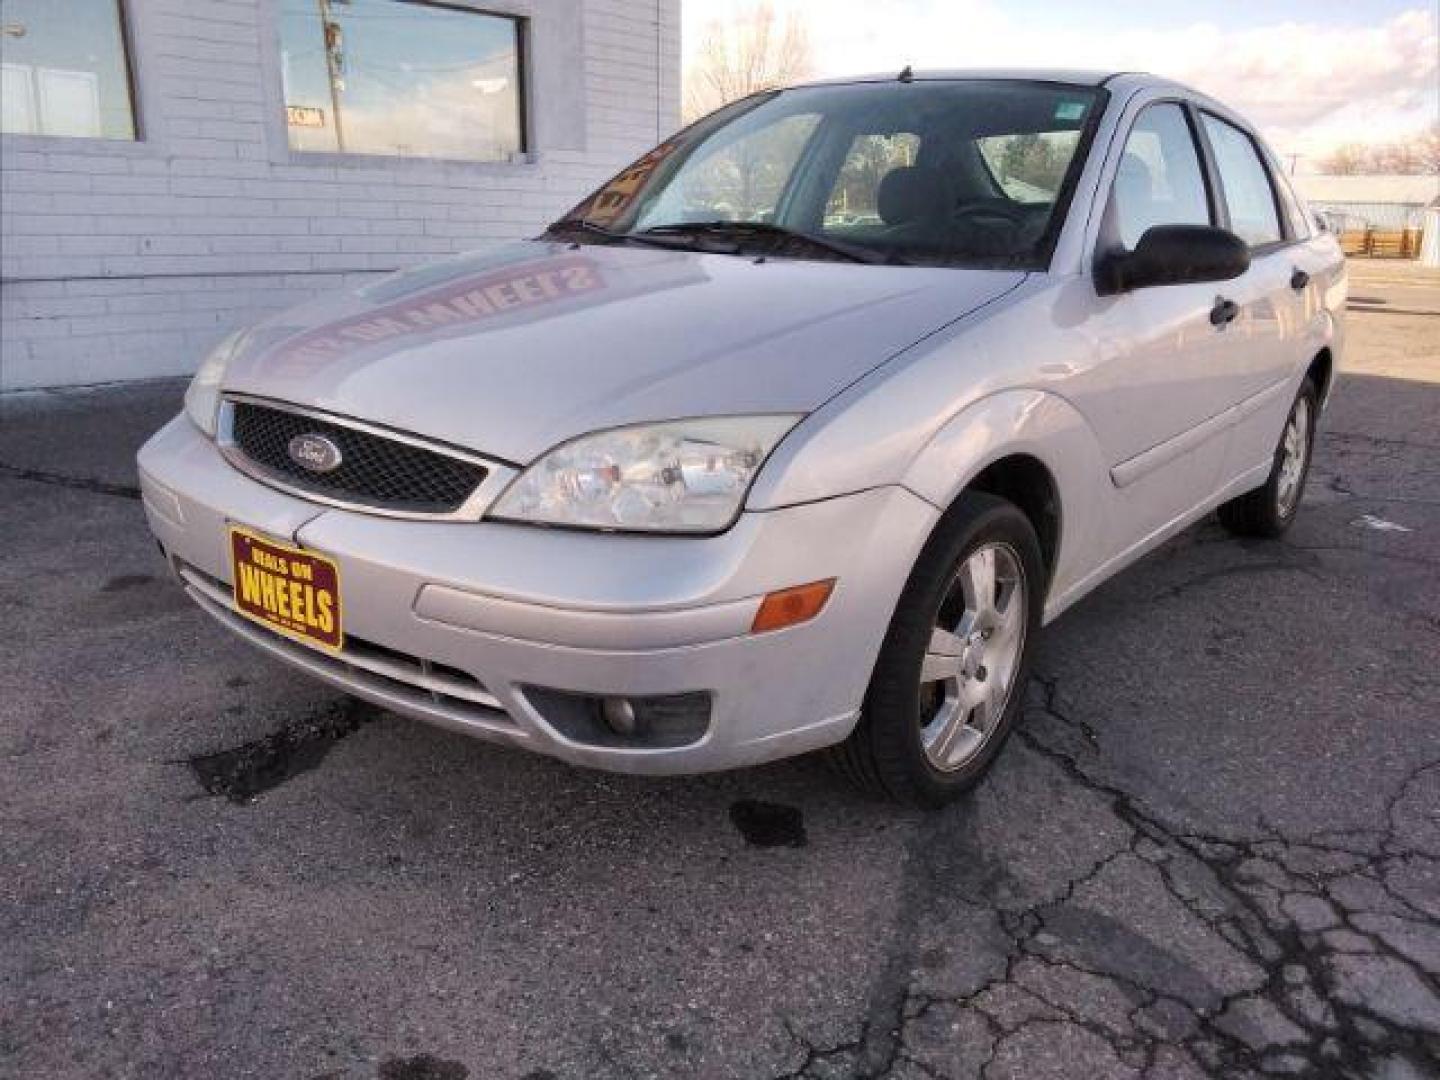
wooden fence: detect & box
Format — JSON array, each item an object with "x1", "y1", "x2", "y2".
[{"x1": 1338, "y1": 228, "x2": 1425, "y2": 259}]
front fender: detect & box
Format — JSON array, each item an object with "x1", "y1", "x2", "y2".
[{"x1": 899, "y1": 389, "x2": 1110, "y2": 621}]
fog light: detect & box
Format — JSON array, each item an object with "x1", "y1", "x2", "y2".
[
  {"x1": 601, "y1": 696, "x2": 638, "y2": 735},
  {"x1": 522, "y1": 687, "x2": 712, "y2": 748}
]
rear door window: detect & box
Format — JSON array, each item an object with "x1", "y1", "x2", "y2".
[{"x1": 1201, "y1": 114, "x2": 1284, "y2": 247}]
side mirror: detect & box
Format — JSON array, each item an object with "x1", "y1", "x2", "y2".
[{"x1": 1096, "y1": 224, "x2": 1250, "y2": 296}]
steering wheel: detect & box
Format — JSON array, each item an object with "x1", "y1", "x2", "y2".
[{"x1": 952, "y1": 199, "x2": 1031, "y2": 227}]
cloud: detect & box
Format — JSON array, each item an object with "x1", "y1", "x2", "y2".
[{"x1": 683, "y1": 2, "x2": 1439, "y2": 166}]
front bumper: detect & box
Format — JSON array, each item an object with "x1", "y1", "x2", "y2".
[{"x1": 137, "y1": 415, "x2": 938, "y2": 774}]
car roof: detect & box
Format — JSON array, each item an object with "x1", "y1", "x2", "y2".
[
  {"x1": 795, "y1": 69, "x2": 1193, "y2": 94},
  {"x1": 789, "y1": 69, "x2": 1233, "y2": 126}
]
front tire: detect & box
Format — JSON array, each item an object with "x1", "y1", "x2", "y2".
[
  {"x1": 830, "y1": 492, "x2": 1045, "y2": 808},
  {"x1": 1217, "y1": 377, "x2": 1318, "y2": 539}
]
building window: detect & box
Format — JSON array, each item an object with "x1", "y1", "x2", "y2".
[
  {"x1": 279, "y1": 0, "x2": 525, "y2": 162},
  {"x1": 0, "y1": 0, "x2": 137, "y2": 140}
]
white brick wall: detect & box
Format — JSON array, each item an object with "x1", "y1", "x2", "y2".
[{"x1": 0, "y1": 0, "x2": 681, "y2": 391}]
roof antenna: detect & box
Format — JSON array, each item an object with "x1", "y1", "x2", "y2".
[{"x1": 898, "y1": 64, "x2": 915, "y2": 83}]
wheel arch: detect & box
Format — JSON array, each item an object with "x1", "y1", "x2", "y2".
[
  {"x1": 899, "y1": 388, "x2": 1110, "y2": 616},
  {"x1": 967, "y1": 453, "x2": 1062, "y2": 584},
  {"x1": 1307, "y1": 347, "x2": 1335, "y2": 409}
]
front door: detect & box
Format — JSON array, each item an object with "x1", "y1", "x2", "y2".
[{"x1": 1069, "y1": 102, "x2": 1247, "y2": 536}]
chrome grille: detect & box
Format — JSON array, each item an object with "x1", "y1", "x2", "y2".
[{"x1": 226, "y1": 399, "x2": 487, "y2": 514}]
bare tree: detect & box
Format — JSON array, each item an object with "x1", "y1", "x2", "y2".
[
  {"x1": 1415, "y1": 124, "x2": 1440, "y2": 175},
  {"x1": 684, "y1": 2, "x2": 815, "y2": 123},
  {"x1": 1319, "y1": 126, "x2": 1440, "y2": 175},
  {"x1": 1319, "y1": 144, "x2": 1366, "y2": 175}
]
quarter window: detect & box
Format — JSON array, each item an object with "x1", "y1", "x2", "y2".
[
  {"x1": 1201, "y1": 114, "x2": 1283, "y2": 247},
  {"x1": 0, "y1": 0, "x2": 137, "y2": 140},
  {"x1": 278, "y1": 0, "x2": 524, "y2": 162},
  {"x1": 1274, "y1": 172, "x2": 1313, "y2": 241},
  {"x1": 1109, "y1": 104, "x2": 1211, "y2": 250}
]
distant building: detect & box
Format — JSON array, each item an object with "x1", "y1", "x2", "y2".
[
  {"x1": 1, "y1": 0, "x2": 681, "y2": 391},
  {"x1": 1295, "y1": 174, "x2": 1440, "y2": 257}
]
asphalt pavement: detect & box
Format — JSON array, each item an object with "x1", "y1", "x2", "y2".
[{"x1": 2, "y1": 259, "x2": 1437, "y2": 1079}]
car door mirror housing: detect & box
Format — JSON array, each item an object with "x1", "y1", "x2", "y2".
[{"x1": 1096, "y1": 225, "x2": 1250, "y2": 296}]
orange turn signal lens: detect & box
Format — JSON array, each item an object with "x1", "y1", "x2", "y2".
[{"x1": 751, "y1": 579, "x2": 836, "y2": 635}]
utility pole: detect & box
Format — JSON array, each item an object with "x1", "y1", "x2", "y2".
[{"x1": 317, "y1": 0, "x2": 346, "y2": 152}]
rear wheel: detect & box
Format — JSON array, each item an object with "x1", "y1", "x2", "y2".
[
  {"x1": 830, "y1": 492, "x2": 1044, "y2": 807},
  {"x1": 1218, "y1": 378, "x2": 1318, "y2": 538}
]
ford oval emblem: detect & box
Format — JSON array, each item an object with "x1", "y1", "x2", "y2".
[{"x1": 287, "y1": 433, "x2": 343, "y2": 473}]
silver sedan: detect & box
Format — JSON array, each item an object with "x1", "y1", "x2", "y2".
[{"x1": 138, "y1": 70, "x2": 1345, "y2": 806}]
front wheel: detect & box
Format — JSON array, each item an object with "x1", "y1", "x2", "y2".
[
  {"x1": 1218, "y1": 377, "x2": 1318, "y2": 539},
  {"x1": 830, "y1": 492, "x2": 1045, "y2": 807}
]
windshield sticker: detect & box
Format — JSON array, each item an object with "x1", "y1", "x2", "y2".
[
  {"x1": 573, "y1": 134, "x2": 686, "y2": 227},
  {"x1": 1055, "y1": 101, "x2": 1088, "y2": 122}
]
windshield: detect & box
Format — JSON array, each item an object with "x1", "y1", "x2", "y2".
[{"x1": 555, "y1": 80, "x2": 1104, "y2": 270}]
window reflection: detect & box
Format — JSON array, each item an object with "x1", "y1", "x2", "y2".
[
  {"x1": 0, "y1": 0, "x2": 136, "y2": 140},
  {"x1": 634, "y1": 113, "x2": 821, "y2": 228},
  {"x1": 278, "y1": 0, "x2": 524, "y2": 162}
]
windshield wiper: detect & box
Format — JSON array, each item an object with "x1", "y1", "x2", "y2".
[
  {"x1": 542, "y1": 218, "x2": 680, "y2": 250},
  {"x1": 638, "y1": 220, "x2": 908, "y2": 265}
]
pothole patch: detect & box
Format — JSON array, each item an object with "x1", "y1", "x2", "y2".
[
  {"x1": 378, "y1": 1054, "x2": 469, "y2": 1080},
  {"x1": 729, "y1": 799, "x2": 807, "y2": 848},
  {"x1": 102, "y1": 573, "x2": 156, "y2": 592},
  {"x1": 188, "y1": 699, "x2": 378, "y2": 804}
]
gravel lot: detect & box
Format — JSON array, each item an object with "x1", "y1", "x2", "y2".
[{"x1": 2, "y1": 259, "x2": 1437, "y2": 1079}]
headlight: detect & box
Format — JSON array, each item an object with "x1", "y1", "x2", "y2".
[
  {"x1": 490, "y1": 416, "x2": 800, "y2": 533},
  {"x1": 184, "y1": 330, "x2": 245, "y2": 437}
]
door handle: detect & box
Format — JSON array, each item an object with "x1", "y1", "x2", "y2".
[
  {"x1": 1290, "y1": 268, "x2": 1310, "y2": 291},
  {"x1": 1209, "y1": 297, "x2": 1239, "y2": 327}
]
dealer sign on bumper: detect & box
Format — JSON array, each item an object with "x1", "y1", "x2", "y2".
[{"x1": 229, "y1": 527, "x2": 343, "y2": 651}]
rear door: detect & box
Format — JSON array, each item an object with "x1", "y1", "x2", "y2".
[{"x1": 1194, "y1": 112, "x2": 1320, "y2": 477}]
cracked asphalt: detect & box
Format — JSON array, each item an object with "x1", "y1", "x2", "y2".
[{"x1": 2, "y1": 260, "x2": 1437, "y2": 1079}]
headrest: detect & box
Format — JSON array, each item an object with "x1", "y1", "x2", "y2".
[
  {"x1": 877, "y1": 165, "x2": 953, "y2": 227},
  {"x1": 1116, "y1": 152, "x2": 1155, "y2": 197}
]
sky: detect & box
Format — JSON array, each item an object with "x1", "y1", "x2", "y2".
[{"x1": 681, "y1": 0, "x2": 1439, "y2": 171}]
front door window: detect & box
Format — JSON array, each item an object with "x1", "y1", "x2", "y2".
[{"x1": 1108, "y1": 103, "x2": 1212, "y2": 250}]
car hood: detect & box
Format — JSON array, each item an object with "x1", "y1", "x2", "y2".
[{"x1": 223, "y1": 241, "x2": 1023, "y2": 463}]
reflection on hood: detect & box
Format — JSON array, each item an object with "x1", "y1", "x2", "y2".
[
  {"x1": 224, "y1": 241, "x2": 1024, "y2": 462},
  {"x1": 272, "y1": 253, "x2": 607, "y2": 377}
]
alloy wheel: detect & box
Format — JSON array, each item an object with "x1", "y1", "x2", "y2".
[
  {"x1": 918, "y1": 542, "x2": 1028, "y2": 772},
  {"x1": 1277, "y1": 395, "x2": 1312, "y2": 516}
]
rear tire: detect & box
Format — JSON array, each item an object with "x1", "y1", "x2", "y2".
[
  {"x1": 1217, "y1": 377, "x2": 1318, "y2": 539},
  {"x1": 830, "y1": 491, "x2": 1045, "y2": 808}
]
